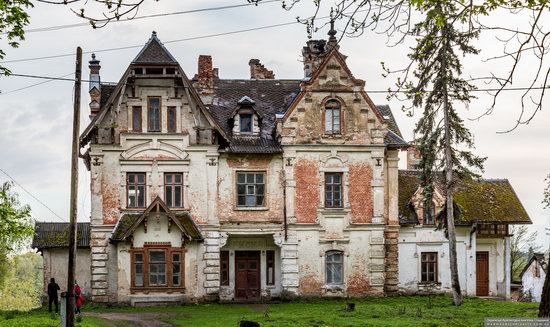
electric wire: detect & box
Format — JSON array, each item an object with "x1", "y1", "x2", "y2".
[{"x1": 0, "y1": 167, "x2": 68, "y2": 222}]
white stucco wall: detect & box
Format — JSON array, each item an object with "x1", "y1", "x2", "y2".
[
  {"x1": 522, "y1": 261, "x2": 546, "y2": 302},
  {"x1": 42, "y1": 248, "x2": 91, "y2": 297}
]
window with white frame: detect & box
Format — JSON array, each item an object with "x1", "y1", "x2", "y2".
[
  {"x1": 236, "y1": 172, "x2": 265, "y2": 207},
  {"x1": 326, "y1": 250, "x2": 344, "y2": 285}
]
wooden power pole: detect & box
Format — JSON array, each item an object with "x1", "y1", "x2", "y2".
[{"x1": 66, "y1": 46, "x2": 82, "y2": 327}]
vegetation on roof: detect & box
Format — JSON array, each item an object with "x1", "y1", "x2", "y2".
[{"x1": 31, "y1": 222, "x2": 90, "y2": 249}]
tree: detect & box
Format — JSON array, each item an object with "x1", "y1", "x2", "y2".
[
  {"x1": 540, "y1": 179, "x2": 550, "y2": 317},
  {"x1": 0, "y1": 0, "x2": 33, "y2": 74},
  {"x1": 0, "y1": 181, "x2": 34, "y2": 288},
  {"x1": 509, "y1": 225, "x2": 540, "y2": 281}
]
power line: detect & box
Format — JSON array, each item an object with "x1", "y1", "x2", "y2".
[
  {"x1": 0, "y1": 19, "x2": 303, "y2": 64},
  {"x1": 7, "y1": 0, "x2": 282, "y2": 35},
  {"x1": 2, "y1": 72, "x2": 549, "y2": 94},
  {"x1": 0, "y1": 72, "x2": 73, "y2": 95},
  {"x1": 0, "y1": 167, "x2": 68, "y2": 222}
]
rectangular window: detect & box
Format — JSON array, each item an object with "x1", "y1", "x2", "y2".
[
  {"x1": 127, "y1": 173, "x2": 146, "y2": 208},
  {"x1": 236, "y1": 172, "x2": 265, "y2": 207},
  {"x1": 172, "y1": 252, "x2": 182, "y2": 286},
  {"x1": 134, "y1": 253, "x2": 144, "y2": 287},
  {"x1": 266, "y1": 250, "x2": 275, "y2": 286},
  {"x1": 132, "y1": 106, "x2": 142, "y2": 132},
  {"x1": 164, "y1": 173, "x2": 183, "y2": 208},
  {"x1": 167, "y1": 106, "x2": 176, "y2": 132},
  {"x1": 325, "y1": 173, "x2": 343, "y2": 208},
  {"x1": 148, "y1": 97, "x2": 161, "y2": 132},
  {"x1": 149, "y1": 250, "x2": 166, "y2": 286},
  {"x1": 220, "y1": 251, "x2": 229, "y2": 286},
  {"x1": 421, "y1": 252, "x2": 438, "y2": 283},
  {"x1": 239, "y1": 114, "x2": 252, "y2": 133},
  {"x1": 326, "y1": 251, "x2": 343, "y2": 285},
  {"x1": 324, "y1": 100, "x2": 341, "y2": 134}
]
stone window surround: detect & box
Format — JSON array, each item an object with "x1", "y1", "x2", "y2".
[
  {"x1": 233, "y1": 108, "x2": 260, "y2": 136},
  {"x1": 233, "y1": 169, "x2": 268, "y2": 211},
  {"x1": 321, "y1": 96, "x2": 346, "y2": 137},
  {"x1": 420, "y1": 251, "x2": 438, "y2": 283},
  {"x1": 130, "y1": 242, "x2": 185, "y2": 293},
  {"x1": 120, "y1": 162, "x2": 190, "y2": 211},
  {"x1": 415, "y1": 246, "x2": 443, "y2": 285},
  {"x1": 318, "y1": 242, "x2": 349, "y2": 290},
  {"x1": 319, "y1": 167, "x2": 349, "y2": 211},
  {"x1": 126, "y1": 93, "x2": 183, "y2": 134}
]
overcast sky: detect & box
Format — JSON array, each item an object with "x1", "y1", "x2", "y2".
[{"x1": 0, "y1": 0, "x2": 548, "y2": 247}]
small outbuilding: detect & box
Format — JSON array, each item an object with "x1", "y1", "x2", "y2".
[{"x1": 520, "y1": 253, "x2": 548, "y2": 302}]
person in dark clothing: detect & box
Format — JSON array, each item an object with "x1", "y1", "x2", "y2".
[{"x1": 47, "y1": 278, "x2": 60, "y2": 313}]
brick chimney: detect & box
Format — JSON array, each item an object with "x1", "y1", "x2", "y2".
[
  {"x1": 301, "y1": 39, "x2": 327, "y2": 78},
  {"x1": 407, "y1": 144, "x2": 421, "y2": 170},
  {"x1": 88, "y1": 53, "x2": 101, "y2": 119},
  {"x1": 197, "y1": 55, "x2": 214, "y2": 90},
  {"x1": 249, "y1": 59, "x2": 275, "y2": 79}
]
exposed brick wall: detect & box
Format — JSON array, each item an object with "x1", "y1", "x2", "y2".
[
  {"x1": 197, "y1": 55, "x2": 214, "y2": 89},
  {"x1": 384, "y1": 230, "x2": 399, "y2": 294},
  {"x1": 294, "y1": 159, "x2": 319, "y2": 223},
  {"x1": 349, "y1": 163, "x2": 373, "y2": 223},
  {"x1": 101, "y1": 176, "x2": 119, "y2": 225}
]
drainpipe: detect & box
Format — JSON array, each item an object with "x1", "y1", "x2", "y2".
[{"x1": 282, "y1": 155, "x2": 288, "y2": 241}]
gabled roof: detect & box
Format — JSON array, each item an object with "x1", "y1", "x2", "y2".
[
  {"x1": 398, "y1": 170, "x2": 532, "y2": 225},
  {"x1": 520, "y1": 253, "x2": 548, "y2": 278},
  {"x1": 31, "y1": 222, "x2": 91, "y2": 250},
  {"x1": 132, "y1": 31, "x2": 177, "y2": 65},
  {"x1": 110, "y1": 196, "x2": 203, "y2": 242}
]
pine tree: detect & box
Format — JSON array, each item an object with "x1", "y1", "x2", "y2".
[{"x1": 401, "y1": 0, "x2": 486, "y2": 305}]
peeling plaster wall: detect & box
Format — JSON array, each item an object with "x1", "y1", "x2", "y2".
[
  {"x1": 42, "y1": 248, "x2": 91, "y2": 297},
  {"x1": 522, "y1": 260, "x2": 546, "y2": 302},
  {"x1": 398, "y1": 227, "x2": 507, "y2": 297}
]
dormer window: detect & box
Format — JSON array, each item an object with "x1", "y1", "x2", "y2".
[
  {"x1": 240, "y1": 114, "x2": 253, "y2": 133},
  {"x1": 232, "y1": 96, "x2": 261, "y2": 136},
  {"x1": 324, "y1": 100, "x2": 341, "y2": 134}
]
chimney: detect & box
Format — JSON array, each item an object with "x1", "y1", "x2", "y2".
[
  {"x1": 248, "y1": 59, "x2": 275, "y2": 79},
  {"x1": 301, "y1": 39, "x2": 326, "y2": 78},
  {"x1": 407, "y1": 144, "x2": 421, "y2": 170},
  {"x1": 197, "y1": 55, "x2": 214, "y2": 90},
  {"x1": 88, "y1": 53, "x2": 101, "y2": 119}
]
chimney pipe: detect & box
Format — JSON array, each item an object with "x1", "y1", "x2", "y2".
[{"x1": 88, "y1": 54, "x2": 101, "y2": 119}]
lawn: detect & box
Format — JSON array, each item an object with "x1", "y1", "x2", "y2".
[{"x1": 0, "y1": 296, "x2": 540, "y2": 327}]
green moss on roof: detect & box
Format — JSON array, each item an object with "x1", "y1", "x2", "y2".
[
  {"x1": 398, "y1": 170, "x2": 531, "y2": 225},
  {"x1": 31, "y1": 222, "x2": 90, "y2": 249},
  {"x1": 110, "y1": 214, "x2": 140, "y2": 241}
]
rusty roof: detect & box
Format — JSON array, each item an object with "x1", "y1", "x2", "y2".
[
  {"x1": 31, "y1": 222, "x2": 91, "y2": 250},
  {"x1": 398, "y1": 170, "x2": 531, "y2": 226}
]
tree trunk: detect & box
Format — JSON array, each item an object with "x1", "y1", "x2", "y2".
[
  {"x1": 441, "y1": 22, "x2": 463, "y2": 306},
  {"x1": 539, "y1": 255, "x2": 550, "y2": 317}
]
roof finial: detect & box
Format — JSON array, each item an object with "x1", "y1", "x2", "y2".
[
  {"x1": 152, "y1": 30, "x2": 157, "y2": 37},
  {"x1": 91, "y1": 53, "x2": 96, "y2": 60},
  {"x1": 327, "y1": 9, "x2": 338, "y2": 48}
]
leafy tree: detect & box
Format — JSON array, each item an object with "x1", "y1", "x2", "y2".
[
  {"x1": 0, "y1": 0, "x2": 33, "y2": 74},
  {"x1": 0, "y1": 252, "x2": 43, "y2": 311},
  {"x1": 0, "y1": 181, "x2": 34, "y2": 288}
]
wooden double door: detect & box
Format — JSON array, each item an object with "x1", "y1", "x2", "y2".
[
  {"x1": 476, "y1": 251, "x2": 489, "y2": 296},
  {"x1": 235, "y1": 251, "x2": 261, "y2": 300}
]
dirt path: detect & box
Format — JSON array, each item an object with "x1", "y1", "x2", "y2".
[{"x1": 83, "y1": 312, "x2": 178, "y2": 327}]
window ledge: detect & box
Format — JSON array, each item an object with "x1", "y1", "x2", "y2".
[
  {"x1": 319, "y1": 208, "x2": 350, "y2": 214},
  {"x1": 234, "y1": 207, "x2": 269, "y2": 211},
  {"x1": 418, "y1": 282, "x2": 441, "y2": 286},
  {"x1": 323, "y1": 284, "x2": 345, "y2": 291}
]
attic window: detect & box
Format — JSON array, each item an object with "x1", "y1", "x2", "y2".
[
  {"x1": 134, "y1": 68, "x2": 144, "y2": 75},
  {"x1": 240, "y1": 114, "x2": 253, "y2": 133},
  {"x1": 324, "y1": 100, "x2": 341, "y2": 134},
  {"x1": 166, "y1": 68, "x2": 175, "y2": 75},
  {"x1": 146, "y1": 67, "x2": 163, "y2": 75}
]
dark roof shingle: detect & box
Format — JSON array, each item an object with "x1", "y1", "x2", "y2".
[
  {"x1": 31, "y1": 222, "x2": 91, "y2": 250},
  {"x1": 132, "y1": 32, "x2": 177, "y2": 64}
]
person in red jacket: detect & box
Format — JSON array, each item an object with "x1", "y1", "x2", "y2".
[{"x1": 74, "y1": 281, "x2": 84, "y2": 315}]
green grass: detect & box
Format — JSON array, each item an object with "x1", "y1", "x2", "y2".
[
  {"x1": 0, "y1": 306, "x2": 111, "y2": 327},
  {"x1": 0, "y1": 296, "x2": 539, "y2": 327}
]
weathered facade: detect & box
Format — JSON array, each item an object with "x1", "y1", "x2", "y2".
[
  {"x1": 32, "y1": 30, "x2": 531, "y2": 304},
  {"x1": 521, "y1": 253, "x2": 548, "y2": 302}
]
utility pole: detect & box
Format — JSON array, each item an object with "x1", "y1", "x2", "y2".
[{"x1": 66, "y1": 46, "x2": 82, "y2": 327}]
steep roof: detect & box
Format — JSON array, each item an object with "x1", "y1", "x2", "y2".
[
  {"x1": 398, "y1": 170, "x2": 531, "y2": 225},
  {"x1": 31, "y1": 222, "x2": 91, "y2": 250},
  {"x1": 520, "y1": 253, "x2": 548, "y2": 278},
  {"x1": 208, "y1": 79, "x2": 300, "y2": 153},
  {"x1": 132, "y1": 31, "x2": 177, "y2": 65},
  {"x1": 110, "y1": 197, "x2": 203, "y2": 242}
]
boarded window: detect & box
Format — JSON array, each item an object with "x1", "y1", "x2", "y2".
[
  {"x1": 239, "y1": 114, "x2": 253, "y2": 133},
  {"x1": 325, "y1": 173, "x2": 343, "y2": 208},
  {"x1": 132, "y1": 106, "x2": 142, "y2": 132},
  {"x1": 167, "y1": 106, "x2": 176, "y2": 132},
  {"x1": 326, "y1": 251, "x2": 343, "y2": 285},
  {"x1": 127, "y1": 173, "x2": 146, "y2": 208},
  {"x1": 324, "y1": 100, "x2": 341, "y2": 134},
  {"x1": 148, "y1": 97, "x2": 161, "y2": 132},
  {"x1": 236, "y1": 172, "x2": 265, "y2": 207},
  {"x1": 164, "y1": 173, "x2": 183, "y2": 208},
  {"x1": 220, "y1": 251, "x2": 229, "y2": 286},
  {"x1": 421, "y1": 252, "x2": 438, "y2": 283},
  {"x1": 266, "y1": 250, "x2": 275, "y2": 286}
]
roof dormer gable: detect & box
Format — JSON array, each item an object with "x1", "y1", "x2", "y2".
[{"x1": 231, "y1": 96, "x2": 262, "y2": 136}]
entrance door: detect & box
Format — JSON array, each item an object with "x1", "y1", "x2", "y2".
[
  {"x1": 476, "y1": 251, "x2": 489, "y2": 296},
  {"x1": 235, "y1": 251, "x2": 261, "y2": 300}
]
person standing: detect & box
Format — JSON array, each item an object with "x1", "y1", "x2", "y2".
[
  {"x1": 74, "y1": 281, "x2": 83, "y2": 315},
  {"x1": 47, "y1": 278, "x2": 60, "y2": 314}
]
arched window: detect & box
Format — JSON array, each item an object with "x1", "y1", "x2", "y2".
[
  {"x1": 326, "y1": 250, "x2": 344, "y2": 285},
  {"x1": 324, "y1": 100, "x2": 341, "y2": 134}
]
